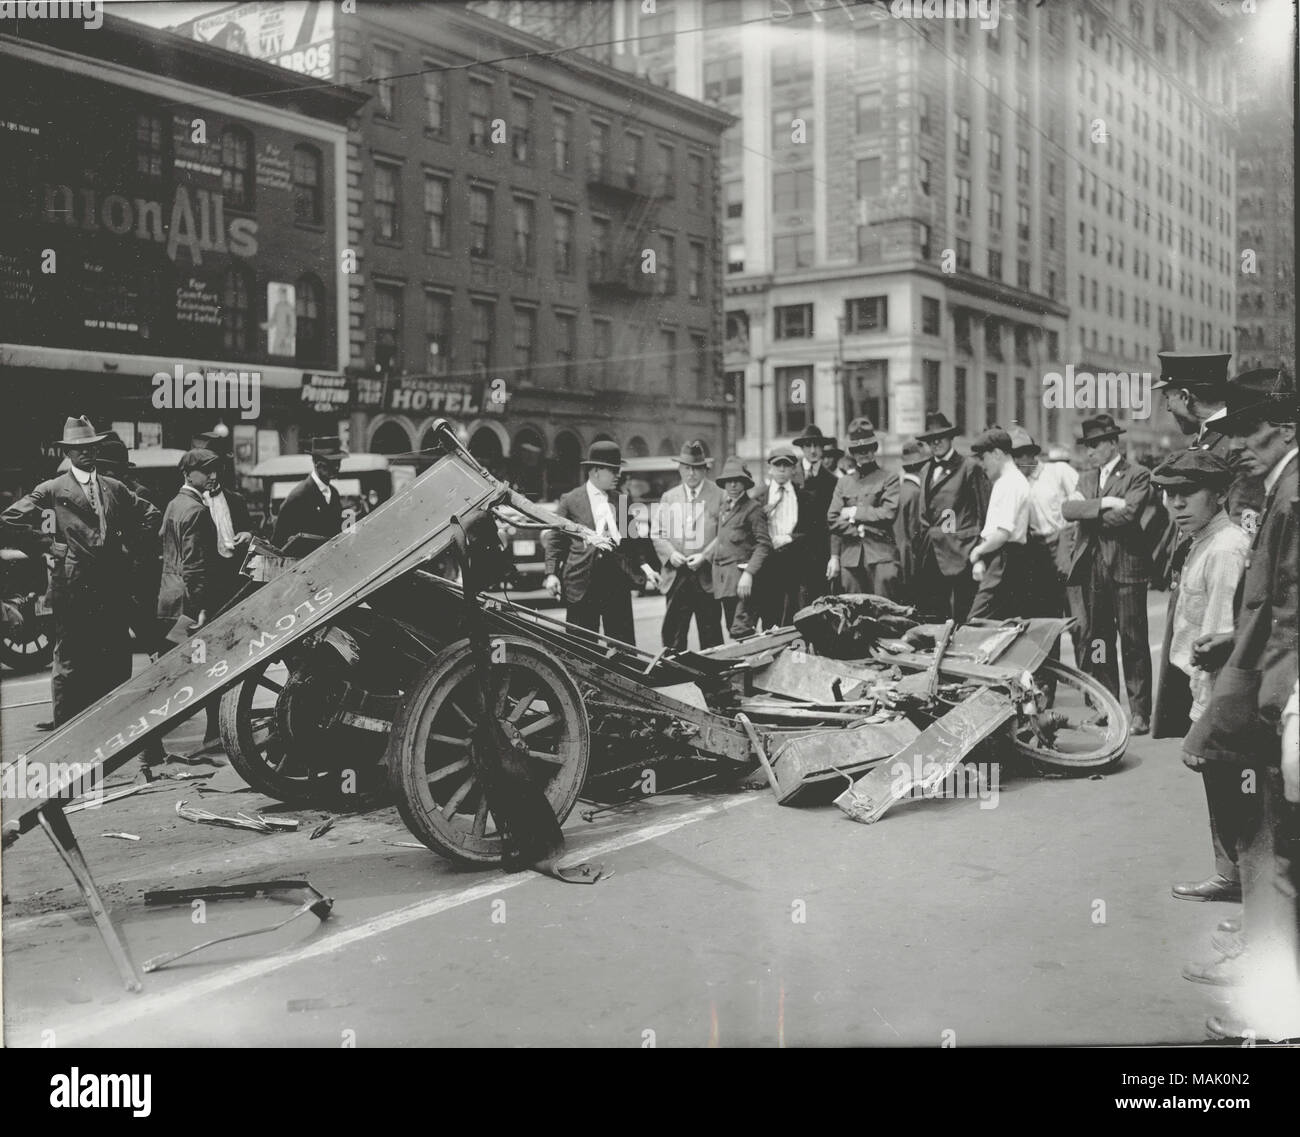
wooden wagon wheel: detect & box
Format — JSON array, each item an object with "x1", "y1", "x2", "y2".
[
  {"x1": 1006, "y1": 660, "x2": 1128, "y2": 773},
  {"x1": 386, "y1": 636, "x2": 590, "y2": 865}
]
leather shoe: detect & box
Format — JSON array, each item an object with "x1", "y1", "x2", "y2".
[
  {"x1": 1211, "y1": 930, "x2": 1246, "y2": 957},
  {"x1": 1172, "y1": 874, "x2": 1242, "y2": 903},
  {"x1": 1217, "y1": 915, "x2": 1242, "y2": 934},
  {"x1": 1182, "y1": 955, "x2": 1247, "y2": 987},
  {"x1": 1129, "y1": 715, "x2": 1150, "y2": 735}
]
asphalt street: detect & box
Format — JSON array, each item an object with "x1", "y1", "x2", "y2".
[{"x1": 0, "y1": 591, "x2": 1239, "y2": 1047}]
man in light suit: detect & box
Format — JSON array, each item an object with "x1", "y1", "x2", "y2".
[
  {"x1": 1, "y1": 417, "x2": 160, "y2": 726},
  {"x1": 652, "y1": 440, "x2": 724, "y2": 652},
  {"x1": 1061, "y1": 413, "x2": 1154, "y2": 733},
  {"x1": 543, "y1": 441, "x2": 654, "y2": 645}
]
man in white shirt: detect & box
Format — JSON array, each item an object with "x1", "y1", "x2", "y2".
[
  {"x1": 755, "y1": 447, "x2": 803, "y2": 628},
  {"x1": 967, "y1": 427, "x2": 1031, "y2": 620},
  {"x1": 1011, "y1": 425, "x2": 1079, "y2": 621}
]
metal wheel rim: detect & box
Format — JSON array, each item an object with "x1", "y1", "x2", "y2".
[
  {"x1": 1010, "y1": 660, "x2": 1128, "y2": 769},
  {"x1": 226, "y1": 658, "x2": 330, "y2": 791}
]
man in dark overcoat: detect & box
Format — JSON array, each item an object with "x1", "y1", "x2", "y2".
[
  {"x1": 826, "y1": 418, "x2": 900, "y2": 599},
  {"x1": 1, "y1": 417, "x2": 160, "y2": 725},
  {"x1": 893, "y1": 439, "x2": 929, "y2": 604},
  {"x1": 791, "y1": 425, "x2": 838, "y2": 609},
  {"x1": 273, "y1": 437, "x2": 346, "y2": 550},
  {"x1": 1060, "y1": 413, "x2": 1155, "y2": 733},
  {"x1": 712, "y1": 458, "x2": 771, "y2": 640},
  {"x1": 912, "y1": 412, "x2": 988, "y2": 620}
]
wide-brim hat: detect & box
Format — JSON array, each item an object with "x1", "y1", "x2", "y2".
[
  {"x1": 675, "y1": 439, "x2": 711, "y2": 468},
  {"x1": 1076, "y1": 413, "x2": 1125, "y2": 444},
  {"x1": 308, "y1": 436, "x2": 349, "y2": 461},
  {"x1": 1216, "y1": 367, "x2": 1296, "y2": 434},
  {"x1": 822, "y1": 444, "x2": 845, "y2": 460},
  {"x1": 846, "y1": 417, "x2": 880, "y2": 451},
  {"x1": 96, "y1": 438, "x2": 135, "y2": 469},
  {"x1": 793, "y1": 425, "x2": 828, "y2": 448},
  {"x1": 581, "y1": 440, "x2": 623, "y2": 470},
  {"x1": 714, "y1": 457, "x2": 753, "y2": 489},
  {"x1": 55, "y1": 415, "x2": 109, "y2": 448},
  {"x1": 916, "y1": 411, "x2": 959, "y2": 442},
  {"x1": 1007, "y1": 424, "x2": 1040, "y2": 455},
  {"x1": 1153, "y1": 351, "x2": 1232, "y2": 392},
  {"x1": 1151, "y1": 449, "x2": 1233, "y2": 492},
  {"x1": 900, "y1": 440, "x2": 929, "y2": 468}
]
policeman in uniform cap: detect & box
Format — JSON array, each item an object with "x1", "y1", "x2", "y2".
[
  {"x1": 1179, "y1": 369, "x2": 1299, "y2": 1025},
  {"x1": 825, "y1": 418, "x2": 900, "y2": 599}
]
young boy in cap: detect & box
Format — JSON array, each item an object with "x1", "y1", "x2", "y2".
[
  {"x1": 967, "y1": 427, "x2": 1031, "y2": 620},
  {"x1": 755, "y1": 447, "x2": 804, "y2": 628},
  {"x1": 826, "y1": 418, "x2": 900, "y2": 599},
  {"x1": 711, "y1": 459, "x2": 771, "y2": 640}
]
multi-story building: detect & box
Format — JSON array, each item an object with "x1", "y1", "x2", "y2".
[
  {"x1": 0, "y1": 13, "x2": 363, "y2": 496},
  {"x1": 484, "y1": 0, "x2": 1241, "y2": 460},
  {"x1": 1234, "y1": 19, "x2": 1295, "y2": 375}
]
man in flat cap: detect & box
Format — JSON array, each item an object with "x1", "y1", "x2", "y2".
[
  {"x1": 826, "y1": 419, "x2": 900, "y2": 599},
  {"x1": 1148, "y1": 452, "x2": 1250, "y2": 906},
  {"x1": 967, "y1": 427, "x2": 1032, "y2": 619},
  {"x1": 1179, "y1": 369, "x2": 1298, "y2": 1016},
  {"x1": 1061, "y1": 413, "x2": 1155, "y2": 734},
  {"x1": 892, "y1": 440, "x2": 930, "y2": 604},
  {"x1": 1, "y1": 417, "x2": 160, "y2": 725},
  {"x1": 912, "y1": 412, "x2": 989, "y2": 621},
  {"x1": 754, "y1": 447, "x2": 805, "y2": 628}
]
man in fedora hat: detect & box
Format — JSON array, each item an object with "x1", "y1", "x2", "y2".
[
  {"x1": 544, "y1": 441, "x2": 652, "y2": 644},
  {"x1": 893, "y1": 439, "x2": 930, "y2": 603},
  {"x1": 2, "y1": 417, "x2": 161, "y2": 725},
  {"x1": 791, "y1": 425, "x2": 838, "y2": 609},
  {"x1": 753, "y1": 447, "x2": 806, "y2": 628},
  {"x1": 913, "y1": 411, "x2": 989, "y2": 620},
  {"x1": 1177, "y1": 370, "x2": 1298, "y2": 1019},
  {"x1": 712, "y1": 458, "x2": 772, "y2": 640},
  {"x1": 273, "y1": 437, "x2": 347, "y2": 550},
  {"x1": 820, "y1": 439, "x2": 844, "y2": 479},
  {"x1": 826, "y1": 418, "x2": 900, "y2": 598},
  {"x1": 652, "y1": 439, "x2": 725, "y2": 652},
  {"x1": 1061, "y1": 413, "x2": 1155, "y2": 733}
]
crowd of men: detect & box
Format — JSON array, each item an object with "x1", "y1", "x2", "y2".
[
  {"x1": 0, "y1": 423, "x2": 349, "y2": 763},
  {"x1": 542, "y1": 350, "x2": 1297, "y2": 1040}
]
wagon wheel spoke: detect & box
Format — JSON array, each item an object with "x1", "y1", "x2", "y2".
[
  {"x1": 428, "y1": 733, "x2": 471, "y2": 749},
  {"x1": 441, "y1": 774, "x2": 478, "y2": 818},
  {"x1": 426, "y1": 757, "x2": 471, "y2": 783},
  {"x1": 447, "y1": 701, "x2": 476, "y2": 729},
  {"x1": 527, "y1": 749, "x2": 565, "y2": 766},
  {"x1": 515, "y1": 712, "x2": 561, "y2": 738},
  {"x1": 472, "y1": 796, "x2": 489, "y2": 837},
  {"x1": 257, "y1": 675, "x2": 285, "y2": 695},
  {"x1": 507, "y1": 685, "x2": 540, "y2": 724}
]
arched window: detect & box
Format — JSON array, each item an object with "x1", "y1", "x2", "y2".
[
  {"x1": 469, "y1": 427, "x2": 505, "y2": 474},
  {"x1": 222, "y1": 266, "x2": 254, "y2": 355},
  {"x1": 625, "y1": 435, "x2": 650, "y2": 457},
  {"x1": 295, "y1": 274, "x2": 325, "y2": 364},
  {"x1": 221, "y1": 126, "x2": 253, "y2": 210},
  {"x1": 658, "y1": 438, "x2": 677, "y2": 456},
  {"x1": 293, "y1": 144, "x2": 324, "y2": 224},
  {"x1": 370, "y1": 420, "x2": 412, "y2": 455},
  {"x1": 511, "y1": 427, "x2": 546, "y2": 499},
  {"x1": 550, "y1": 430, "x2": 582, "y2": 495}
]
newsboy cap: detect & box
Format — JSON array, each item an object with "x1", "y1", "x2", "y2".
[
  {"x1": 970, "y1": 427, "x2": 1014, "y2": 456},
  {"x1": 1150, "y1": 449, "x2": 1233, "y2": 492},
  {"x1": 179, "y1": 448, "x2": 221, "y2": 474}
]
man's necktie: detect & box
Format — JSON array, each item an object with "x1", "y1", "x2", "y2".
[
  {"x1": 86, "y1": 477, "x2": 106, "y2": 541},
  {"x1": 769, "y1": 483, "x2": 786, "y2": 516}
]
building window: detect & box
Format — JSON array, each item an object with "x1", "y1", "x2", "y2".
[
  {"x1": 724, "y1": 368, "x2": 746, "y2": 422},
  {"x1": 956, "y1": 239, "x2": 971, "y2": 271},
  {"x1": 510, "y1": 93, "x2": 532, "y2": 163},
  {"x1": 918, "y1": 157, "x2": 931, "y2": 196},
  {"x1": 775, "y1": 366, "x2": 813, "y2": 434},
  {"x1": 771, "y1": 38, "x2": 813, "y2": 85},
  {"x1": 135, "y1": 113, "x2": 164, "y2": 178},
  {"x1": 775, "y1": 303, "x2": 814, "y2": 339},
  {"x1": 656, "y1": 329, "x2": 676, "y2": 390},
  {"x1": 1016, "y1": 259, "x2": 1031, "y2": 291},
  {"x1": 688, "y1": 241, "x2": 705, "y2": 300},
  {"x1": 703, "y1": 55, "x2": 743, "y2": 100},
  {"x1": 689, "y1": 333, "x2": 708, "y2": 397},
  {"x1": 845, "y1": 296, "x2": 887, "y2": 334},
  {"x1": 220, "y1": 266, "x2": 252, "y2": 355},
  {"x1": 1014, "y1": 375, "x2": 1027, "y2": 424},
  {"x1": 553, "y1": 208, "x2": 574, "y2": 275},
  {"x1": 922, "y1": 297, "x2": 941, "y2": 335},
  {"x1": 989, "y1": 190, "x2": 1003, "y2": 230},
  {"x1": 553, "y1": 311, "x2": 576, "y2": 384},
  {"x1": 774, "y1": 168, "x2": 814, "y2": 213},
  {"x1": 658, "y1": 233, "x2": 676, "y2": 294},
  {"x1": 423, "y1": 69, "x2": 445, "y2": 133},
  {"x1": 1014, "y1": 326, "x2": 1032, "y2": 365},
  {"x1": 843, "y1": 360, "x2": 888, "y2": 431},
  {"x1": 918, "y1": 92, "x2": 931, "y2": 133},
  {"x1": 552, "y1": 108, "x2": 572, "y2": 172},
  {"x1": 984, "y1": 371, "x2": 999, "y2": 426},
  {"x1": 955, "y1": 366, "x2": 968, "y2": 431},
  {"x1": 956, "y1": 114, "x2": 971, "y2": 155},
  {"x1": 373, "y1": 46, "x2": 398, "y2": 118},
  {"x1": 374, "y1": 161, "x2": 401, "y2": 242},
  {"x1": 918, "y1": 223, "x2": 931, "y2": 260},
  {"x1": 1016, "y1": 145, "x2": 1030, "y2": 186},
  {"x1": 423, "y1": 174, "x2": 448, "y2": 252},
  {"x1": 725, "y1": 180, "x2": 743, "y2": 219},
  {"x1": 589, "y1": 216, "x2": 611, "y2": 278},
  {"x1": 593, "y1": 317, "x2": 612, "y2": 362},
  {"x1": 374, "y1": 283, "x2": 402, "y2": 374},
  {"x1": 513, "y1": 307, "x2": 536, "y2": 382},
  {"x1": 954, "y1": 311, "x2": 973, "y2": 354},
  {"x1": 295, "y1": 274, "x2": 324, "y2": 363},
  {"x1": 956, "y1": 176, "x2": 971, "y2": 217},
  {"x1": 292, "y1": 145, "x2": 323, "y2": 224},
  {"x1": 727, "y1": 243, "x2": 745, "y2": 273},
  {"x1": 989, "y1": 131, "x2": 1002, "y2": 171},
  {"x1": 469, "y1": 186, "x2": 493, "y2": 257},
  {"x1": 988, "y1": 250, "x2": 1002, "y2": 281},
  {"x1": 656, "y1": 141, "x2": 675, "y2": 196},
  {"x1": 422, "y1": 290, "x2": 450, "y2": 374},
  {"x1": 469, "y1": 80, "x2": 492, "y2": 148},
  {"x1": 985, "y1": 318, "x2": 1002, "y2": 359},
  {"x1": 470, "y1": 300, "x2": 493, "y2": 374},
  {"x1": 589, "y1": 120, "x2": 609, "y2": 179},
  {"x1": 856, "y1": 89, "x2": 882, "y2": 134},
  {"x1": 625, "y1": 132, "x2": 643, "y2": 188},
  {"x1": 688, "y1": 153, "x2": 706, "y2": 210},
  {"x1": 221, "y1": 126, "x2": 252, "y2": 210},
  {"x1": 774, "y1": 233, "x2": 814, "y2": 271},
  {"x1": 923, "y1": 359, "x2": 941, "y2": 412},
  {"x1": 1047, "y1": 330, "x2": 1060, "y2": 358},
  {"x1": 512, "y1": 196, "x2": 534, "y2": 269},
  {"x1": 1017, "y1": 203, "x2": 1030, "y2": 241}
]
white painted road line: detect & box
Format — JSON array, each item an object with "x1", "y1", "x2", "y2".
[{"x1": 19, "y1": 793, "x2": 761, "y2": 1046}]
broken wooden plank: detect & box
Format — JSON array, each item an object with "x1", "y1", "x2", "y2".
[{"x1": 763, "y1": 717, "x2": 921, "y2": 805}]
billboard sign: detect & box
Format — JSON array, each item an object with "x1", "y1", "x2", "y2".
[{"x1": 170, "y1": 0, "x2": 336, "y2": 80}]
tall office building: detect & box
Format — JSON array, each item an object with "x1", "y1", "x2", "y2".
[{"x1": 482, "y1": 0, "x2": 1243, "y2": 459}]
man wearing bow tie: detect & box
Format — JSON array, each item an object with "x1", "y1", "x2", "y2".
[
  {"x1": 544, "y1": 442, "x2": 653, "y2": 645},
  {"x1": 912, "y1": 412, "x2": 989, "y2": 621}
]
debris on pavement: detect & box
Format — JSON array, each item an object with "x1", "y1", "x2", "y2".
[
  {"x1": 141, "y1": 880, "x2": 334, "y2": 973},
  {"x1": 309, "y1": 817, "x2": 335, "y2": 840},
  {"x1": 63, "y1": 783, "x2": 160, "y2": 816},
  {"x1": 100, "y1": 832, "x2": 140, "y2": 841},
  {"x1": 384, "y1": 840, "x2": 428, "y2": 849},
  {"x1": 174, "y1": 799, "x2": 276, "y2": 833}
]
